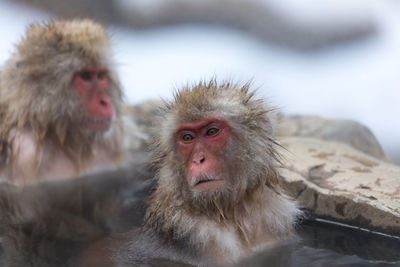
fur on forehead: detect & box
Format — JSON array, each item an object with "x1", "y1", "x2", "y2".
[
  {"x1": 158, "y1": 81, "x2": 272, "y2": 151},
  {"x1": 21, "y1": 19, "x2": 110, "y2": 61},
  {"x1": 14, "y1": 19, "x2": 112, "y2": 81}
]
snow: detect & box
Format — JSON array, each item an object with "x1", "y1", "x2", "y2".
[{"x1": 0, "y1": 0, "x2": 399, "y2": 162}]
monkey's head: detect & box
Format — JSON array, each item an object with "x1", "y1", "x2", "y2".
[
  {"x1": 153, "y1": 81, "x2": 280, "y2": 216},
  {"x1": 0, "y1": 19, "x2": 122, "y2": 145}
]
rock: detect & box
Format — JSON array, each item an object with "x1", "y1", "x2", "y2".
[
  {"x1": 279, "y1": 136, "x2": 400, "y2": 236},
  {"x1": 123, "y1": 100, "x2": 163, "y2": 129},
  {"x1": 16, "y1": 0, "x2": 376, "y2": 50},
  {"x1": 120, "y1": 114, "x2": 151, "y2": 152},
  {"x1": 122, "y1": 101, "x2": 163, "y2": 148},
  {"x1": 277, "y1": 115, "x2": 387, "y2": 161}
]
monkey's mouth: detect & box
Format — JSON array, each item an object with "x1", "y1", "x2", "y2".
[
  {"x1": 86, "y1": 118, "x2": 112, "y2": 131},
  {"x1": 190, "y1": 175, "x2": 225, "y2": 192}
]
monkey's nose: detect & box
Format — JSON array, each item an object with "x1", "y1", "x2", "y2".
[
  {"x1": 192, "y1": 154, "x2": 206, "y2": 165},
  {"x1": 94, "y1": 95, "x2": 114, "y2": 118},
  {"x1": 98, "y1": 94, "x2": 112, "y2": 107},
  {"x1": 100, "y1": 98, "x2": 108, "y2": 107}
]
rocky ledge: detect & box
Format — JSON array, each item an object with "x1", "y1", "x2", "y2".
[{"x1": 279, "y1": 137, "x2": 400, "y2": 236}]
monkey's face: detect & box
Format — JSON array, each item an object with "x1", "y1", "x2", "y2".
[
  {"x1": 174, "y1": 117, "x2": 232, "y2": 196},
  {"x1": 72, "y1": 66, "x2": 114, "y2": 132}
]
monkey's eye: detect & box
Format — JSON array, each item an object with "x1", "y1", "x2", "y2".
[
  {"x1": 206, "y1": 128, "x2": 219, "y2": 136},
  {"x1": 97, "y1": 71, "x2": 108, "y2": 80},
  {"x1": 79, "y1": 71, "x2": 92, "y2": 81},
  {"x1": 182, "y1": 134, "x2": 194, "y2": 142}
]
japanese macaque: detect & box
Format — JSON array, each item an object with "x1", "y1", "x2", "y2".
[
  {"x1": 0, "y1": 19, "x2": 141, "y2": 184},
  {"x1": 112, "y1": 81, "x2": 301, "y2": 266}
]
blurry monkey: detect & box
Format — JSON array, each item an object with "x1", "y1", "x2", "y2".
[{"x1": 0, "y1": 19, "x2": 142, "y2": 184}]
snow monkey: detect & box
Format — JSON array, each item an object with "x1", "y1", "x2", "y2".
[
  {"x1": 110, "y1": 81, "x2": 301, "y2": 266},
  {"x1": 0, "y1": 19, "x2": 137, "y2": 184}
]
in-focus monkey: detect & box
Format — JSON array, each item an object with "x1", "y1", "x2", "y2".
[
  {"x1": 111, "y1": 81, "x2": 301, "y2": 266},
  {"x1": 0, "y1": 19, "x2": 142, "y2": 184}
]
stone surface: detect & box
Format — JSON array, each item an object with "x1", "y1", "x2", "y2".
[
  {"x1": 277, "y1": 115, "x2": 387, "y2": 161},
  {"x1": 16, "y1": 0, "x2": 376, "y2": 50},
  {"x1": 123, "y1": 101, "x2": 162, "y2": 129},
  {"x1": 279, "y1": 136, "x2": 400, "y2": 236},
  {"x1": 122, "y1": 101, "x2": 163, "y2": 148}
]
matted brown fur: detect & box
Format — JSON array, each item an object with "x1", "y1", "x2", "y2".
[
  {"x1": 128, "y1": 81, "x2": 300, "y2": 265},
  {"x1": 0, "y1": 19, "x2": 122, "y2": 176}
]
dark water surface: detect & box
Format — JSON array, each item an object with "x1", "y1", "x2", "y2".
[
  {"x1": 1, "y1": 218, "x2": 399, "y2": 266},
  {"x1": 0, "y1": 168, "x2": 399, "y2": 266},
  {"x1": 237, "y1": 219, "x2": 400, "y2": 267},
  {"x1": 299, "y1": 219, "x2": 400, "y2": 264}
]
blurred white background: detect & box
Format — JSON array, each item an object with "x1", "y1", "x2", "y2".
[{"x1": 0, "y1": 0, "x2": 399, "y2": 164}]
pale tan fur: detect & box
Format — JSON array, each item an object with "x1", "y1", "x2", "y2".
[{"x1": 0, "y1": 19, "x2": 128, "y2": 184}]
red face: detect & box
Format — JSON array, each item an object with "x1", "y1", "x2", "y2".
[
  {"x1": 175, "y1": 117, "x2": 232, "y2": 194},
  {"x1": 72, "y1": 67, "x2": 114, "y2": 131}
]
